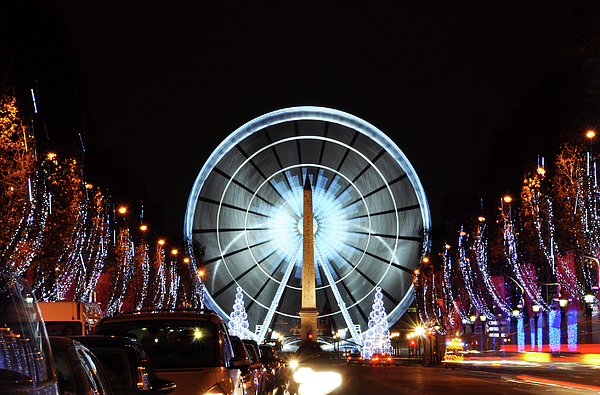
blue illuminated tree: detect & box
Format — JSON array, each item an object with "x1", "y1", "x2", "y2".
[
  {"x1": 229, "y1": 287, "x2": 250, "y2": 339},
  {"x1": 362, "y1": 287, "x2": 392, "y2": 359}
]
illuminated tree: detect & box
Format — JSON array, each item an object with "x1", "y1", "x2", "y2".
[
  {"x1": 228, "y1": 287, "x2": 250, "y2": 339},
  {"x1": 362, "y1": 287, "x2": 392, "y2": 360},
  {"x1": 0, "y1": 93, "x2": 44, "y2": 274}
]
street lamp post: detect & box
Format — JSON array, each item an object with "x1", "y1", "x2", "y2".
[
  {"x1": 532, "y1": 304, "x2": 540, "y2": 352},
  {"x1": 480, "y1": 315, "x2": 487, "y2": 352}
]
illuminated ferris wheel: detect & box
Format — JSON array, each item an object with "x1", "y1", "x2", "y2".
[{"x1": 184, "y1": 107, "x2": 430, "y2": 344}]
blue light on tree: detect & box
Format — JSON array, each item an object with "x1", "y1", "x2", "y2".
[
  {"x1": 549, "y1": 310, "x2": 560, "y2": 353},
  {"x1": 567, "y1": 308, "x2": 577, "y2": 352},
  {"x1": 517, "y1": 316, "x2": 525, "y2": 352}
]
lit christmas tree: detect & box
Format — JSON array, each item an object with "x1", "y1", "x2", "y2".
[
  {"x1": 362, "y1": 287, "x2": 392, "y2": 360},
  {"x1": 228, "y1": 287, "x2": 250, "y2": 339}
]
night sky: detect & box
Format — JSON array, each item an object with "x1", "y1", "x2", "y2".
[{"x1": 11, "y1": 2, "x2": 595, "y2": 241}]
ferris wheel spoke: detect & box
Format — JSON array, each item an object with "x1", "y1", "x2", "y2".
[
  {"x1": 211, "y1": 265, "x2": 259, "y2": 299},
  {"x1": 350, "y1": 204, "x2": 420, "y2": 220},
  {"x1": 256, "y1": 237, "x2": 303, "y2": 343},
  {"x1": 204, "y1": 239, "x2": 271, "y2": 265},
  {"x1": 359, "y1": 173, "x2": 409, "y2": 200},
  {"x1": 318, "y1": 123, "x2": 329, "y2": 165},
  {"x1": 335, "y1": 132, "x2": 359, "y2": 172},
  {"x1": 213, "y1": 167, "x2": 273, "y2": 207},
  {"x1": 316, "y1": 245, "x2": 361, "y2": 342},
  {"x1": 351, "y1": 149, "x2": 386, "y2": 184},
  {"x1": 193, "y1": 227, "x2": 269, "y2": 234},
  {"x1": 197, "y1": 196, "x2": 269, "y2": 218}
]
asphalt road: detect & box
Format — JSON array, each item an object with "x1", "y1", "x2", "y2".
[{"x1": 289, "y1": 363, "x2": 600, "y2": 395}]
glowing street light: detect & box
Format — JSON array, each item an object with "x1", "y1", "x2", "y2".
[
  {"x1": 537, "y1": 167, "x2": 546, "y2": 177},
  {"x1": 559, "y1": 298, "x2": 568, "y2": 308},
  {"x1": 118, "y1": 207, "x2": 127, "y2": 214},
  {"x1": 503, "y1": 196, "x2": 512, "y2": 204},
  {"x1": 140, "y1": 224, "x2": 147, "y2": 231},
  {"x1": 171, "y1": 249, "x2": 178, "y2": 256},
  {"x1": 587, "y1": 130, "x2": 596, "y2": 139},
  {"x1": 158, "y1": 239, "x2": 165, "y2": 246}
]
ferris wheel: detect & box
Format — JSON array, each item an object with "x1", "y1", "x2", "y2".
[{"x1": 184, "y1": 107, "x2": 430, "y2": 344}]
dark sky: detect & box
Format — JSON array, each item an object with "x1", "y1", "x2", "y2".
[{"x1": 45, "y1": 2, "x2": 578, "y2": 238}]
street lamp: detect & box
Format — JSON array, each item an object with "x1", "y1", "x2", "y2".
[{"x1": 559, "y1": 298, "x2": 568, "y2": 308}]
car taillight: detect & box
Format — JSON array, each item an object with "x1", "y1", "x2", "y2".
[{"x1": 136, "y1": 366, "x2": 151, "y2": 390}]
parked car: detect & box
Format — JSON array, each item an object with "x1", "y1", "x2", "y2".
[
  {"x1": 93, "y1": 309, "x2": 246, "y2": 395},
  {"x1": 242, "y1": 340, "x2": 268, "y2": 395},
  {"x1": 229, "y1": 336, "x2": 259, "y2": 395},
  {"x1": 71, "y1": 335, "x2": 175, "y2": 395},
  {"x1": 49, "y1": 336, "x2": 113, "y2": 395},
  {"x1": 346, "y1": 352, "x2": 363, "y2": 365},
  {"x1": 369, "y1": 353, "x2": 393, "y2": 366},
  {"x1": 259, "y1": 344, "x2": 284, "y2": 393},
  {"x1": 0, "y1": 268, "x2": 60, "y2": 395}
]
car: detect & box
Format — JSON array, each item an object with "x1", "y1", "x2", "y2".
[
  {"x1": 93, "y1": 309, "x2": 246, "y2": 395},
  {"x1": 71, "y1": 335, "x2": 176, "y2": 395},
  {"x1": 258, "y1": 344, "x2": 284, "y2": 393},
  {"x1": 0, "y1": 268, "x2": 60, "y2": 395},
  {"x1": 49, "y1": 336, "x2": 113, "y2": 395},
  {"x1": 369, "y1": 353, "x2": 393, "y2": 366},
  {"x1": 229, "y1": 336, "x2": 259, "y2": 395},
  {"x1": 346, "y1": 352, "x2": 363, "y2": 365},
  {"x1": 241, "y1": 340, "x2": 268, "y2": 395}
]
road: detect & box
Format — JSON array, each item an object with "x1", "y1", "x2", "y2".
[{"x1": 283, "y1": 363, "x2": 600, "y2": 395}]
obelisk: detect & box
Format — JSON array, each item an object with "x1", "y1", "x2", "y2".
[{"x1": 299, "y1": 175, "x2": 319, "y2": 343}]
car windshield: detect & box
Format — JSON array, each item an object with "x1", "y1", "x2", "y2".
[{"x1": 95, "y1": 319, "x2": 218, "y2": 369}]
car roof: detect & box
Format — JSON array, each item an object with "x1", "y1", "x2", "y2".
[
  {"x1": 95, "y1": 309, "x2": 223, "y2": 325},
  {"x1": 69, "y1": 335, "x2": 136, "y2": 347}
]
